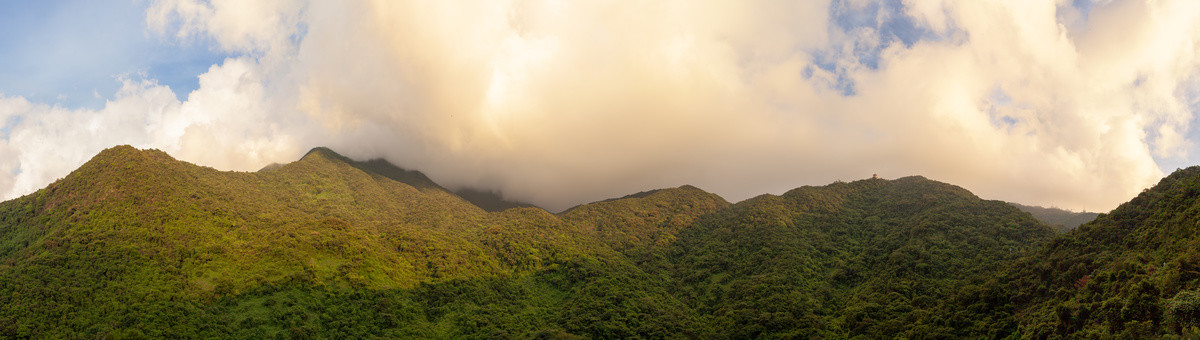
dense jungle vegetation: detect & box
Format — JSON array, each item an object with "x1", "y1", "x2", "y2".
[{"x1": 0, "y1": 145, "x2": 1196, "y2": 338}]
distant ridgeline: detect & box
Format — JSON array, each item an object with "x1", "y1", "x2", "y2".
[
  {"x1": 1009, "y1": 202, "x2": 1100, "y2": 233},
  {"x1": 259, "y1": 147, "x2": 537, "y2": 213},
  {"x1": 0, "y1": 145, "x2": 1195, "y2": 338}
]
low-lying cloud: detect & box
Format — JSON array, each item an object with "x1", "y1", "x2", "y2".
[{"x1": 1, "y1": 0, "x2": 1199, "y2": 212}]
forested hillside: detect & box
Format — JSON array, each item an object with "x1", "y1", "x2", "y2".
[
  {"x1": 974, "y1": 166, "x2": 1200, "y2": 338},
  {"x1": 0, "y1": 145, "x2": 1188, "y2": 338},
  {"x1": 0, "y1": 146, "x2": 716, "y2": 337},
  {"x1": 662, "y1": 177, "x2": 1056, "y2": 338},
  {"x1": 1010, "y1": 202, "x2": 1099, "y2": 233}
]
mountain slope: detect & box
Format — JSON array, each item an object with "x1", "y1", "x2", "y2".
[
  {"x1": 453, "y1": 188, "x2": 538, "y2": 212},
  {"x1": 0, "y1": 146, "x2": 703, "y2": 338},
  {"x1": 968, "y1": 166, "x2": 1200, "y2": 338},
  {"x1": 284, "y1": 147, "x2": 537, "y2": 212},
  {"x1": 662, "y1": 176, "x2": 1056, "y2": 338},
  {"x1": 561, "y1": 185, "x2": 730, "y2": 257},
  {"x1": 1010, "y1": 202, "x2": 1099, "y2": 232},
  {"x1": 0, "y1": 146, "x2": 1074, "y2": 338}
]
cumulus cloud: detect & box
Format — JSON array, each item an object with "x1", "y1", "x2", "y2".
[
  {"x1": 0, "y1": 58, "x2": 318, "y2": 195},
  {"x1": 1, "y1": 0, "x2": 1199, "y2": 212}
]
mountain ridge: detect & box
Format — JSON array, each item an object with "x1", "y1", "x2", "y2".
[
  {"x1": 919, "y1": 165, "x2": 1200, "y2": 338},
  {"x1": 663, "y1": 173, "x2": 1055, "y2": 337},
  {"x1": 1008, "y1": 202, "x2": 1099, "y2": 232},
  {"x1": 299, "y1": 146, "x2": 541, "y2": 213},
  {"x1": 0, "y1": 144, "x2": 1152, "y2": 338}
]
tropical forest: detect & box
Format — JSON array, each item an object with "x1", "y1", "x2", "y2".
[{"x1": 0, "y1": 145, "x2": 1193, "y2": 338}]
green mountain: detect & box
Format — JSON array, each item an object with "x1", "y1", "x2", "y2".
[
  {"x1": 662, "y1": 176, "x2": 1055, "y2": 338},
  {"x1": 960, "y1": 166, "x2": 1200, "y2": 338},
  {"x1": 0, "y1": 146, "x2": 709, "y2": 338},
  {"x1": 561, "y1": 185, "x2": 730, "y2": 257},
  {"x1": 272, "y1": 147, "x2": 535, "y2": 212},
  {"x1": 0, "y1": 145, "x2": 1132, "y2": 338},
  {"x1": 452, "y1": 188, "x2": 538, "y2": 213},
  {"x1": 1009, "y1": 202, "x2": 1099, "y2": 233}
]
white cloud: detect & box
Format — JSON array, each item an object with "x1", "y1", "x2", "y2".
[
  {"x1": 0, "y1": 58, "x2": 316, "y2": 200},
  {"x1": 2, "y1": 0, "x2": 1199, "y2": 212},
  {"x1": 146, "y1": 0, "x2": 304, "y2": 55}
]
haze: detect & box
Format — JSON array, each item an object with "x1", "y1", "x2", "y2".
[{"x1": 1, "y1": 0, "x2": 1198, "y2": 212}]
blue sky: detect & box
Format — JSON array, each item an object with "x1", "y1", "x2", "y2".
[
  {"x1": 0, "y1": 1, "x2": 1196, "y2": 212},
  {"x1": 0, "y1": 1, "x2": 226, "y2": 108}
]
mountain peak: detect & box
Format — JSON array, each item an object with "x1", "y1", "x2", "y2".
[
  {"x1": 560, "y1": 184, "x2": 731, "y2": 252},
  {"x1": 97, "y1": 144, "x2": 138, "y2": 156},
  {"x1": 92, "y1": 145, "x2": 168, "y2": 161},
  {"x1": 296, "y1": 148, "x2": 439, "y2": 189},
  {"x1": 562, "y1": 185, "x2": 728, "y2": 219},
  {"x1": 568, "y1": 185, "x2": 725, "y2": 209},
  {"x1": 882, "y1": 175, "x2": 976, "y2": 198},
  {"x1": 81, "y1": 145, "x2": 178, "y2": 171},
  {"x1": 292, "y1": 147, "x2": 533, "y2": 212},
  {"x1": 655, "y1": 185, "x2": 722, "y2": 201},
  {"x1": 300, "y1": 146, "x2": 353, "y2": 164},
  {"x1": 892, "y1": 175, "x2": 930, "y2": 182}
]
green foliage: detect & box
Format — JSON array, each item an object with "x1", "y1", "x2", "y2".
[
  {"x1": 1166, "y1": 289, "x2": 1200, "y2": 330},
  {"x1": 5, "y1": 145, "x2": 1187, "y2": 338},
  {"x1": 454, "y1": 188, "x2": 538, "y2": 212},
  {"x1": 931, "y1": 166, "x2": 1200, "y2": 338},
  {"x1": 1009, "y1": 202, "x2": 1100, "y2": 233},
  {"x1": 661, "y1": 176, "x2": 1055, "y2": 338},
  {"x1": 0, "y1": 146, "x2": 701, "y2": 338}
]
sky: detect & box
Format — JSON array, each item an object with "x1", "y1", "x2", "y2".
[{"x1": 0, "y1": 0, "x2": 1199, "y2": 212}]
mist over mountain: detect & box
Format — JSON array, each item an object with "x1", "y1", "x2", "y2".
[{"x1": 451, "y1": 188, "x2": 538, "y2": 213}]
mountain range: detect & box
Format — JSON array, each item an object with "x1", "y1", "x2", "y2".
[{"x1": 0, "y1": 145, "x2": 1195, "y2": 338}]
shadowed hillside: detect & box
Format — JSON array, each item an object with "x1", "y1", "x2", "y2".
[
  {"x1": 1010, "y1": 202, "x2": 1099, "y2": 232},
  {"x1": 452, "y1": 188, "x2": 538, "y2": 212}
]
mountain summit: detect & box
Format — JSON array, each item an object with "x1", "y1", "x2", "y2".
[{"x1": 294, "y1": 146, "x2": 536, "y2": 212}]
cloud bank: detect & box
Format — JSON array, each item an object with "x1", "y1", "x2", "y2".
[{"x1": 2, "y1": 0, "x2": 1199, "y2": 212}]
